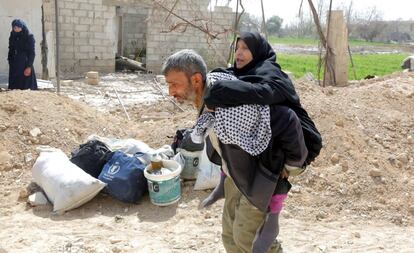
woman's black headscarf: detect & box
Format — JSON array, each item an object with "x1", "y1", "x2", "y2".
[
  {"x1": 11, "y1": 19, "x2": 30, "y2": 37},
  {"x1": 206, "y1": 31, "x2": 300, "y2": 107},
  {"x1": 233, "y1": 32, "x2": 277, "y2": 75}
]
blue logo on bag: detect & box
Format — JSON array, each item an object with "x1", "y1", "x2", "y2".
[
  {"x1": 98, "y1": 151, "x2": 148, "y2": 203},
  {"x1": 108, "y1": 163, "x2": 120, "y2": 175}
]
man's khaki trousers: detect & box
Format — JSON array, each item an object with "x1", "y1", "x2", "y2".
[{"x1": 222, "y1": 177, "x2": 283, "y2": 253}]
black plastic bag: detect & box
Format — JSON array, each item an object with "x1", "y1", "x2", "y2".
[{"x1": 70, "y1": 140, "x2": 113, "y2": 178}]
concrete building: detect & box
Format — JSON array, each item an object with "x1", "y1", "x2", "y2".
[{"x1": 0, "y1": 0, "x2": 233, "y2": 80}]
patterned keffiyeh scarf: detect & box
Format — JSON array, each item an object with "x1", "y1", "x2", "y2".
[{"x1": 191, "y1": 72, "x2": 271, "y2": 156}]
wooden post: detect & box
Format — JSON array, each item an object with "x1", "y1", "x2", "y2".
[
  {"x1": 41, "y1": 5, "x2": 49, "y2": 80},
  {"x1": 324, "y1": 10, "x2": 349, "y2": 86},
  {"x1": 54, "y1": 0, "x2": 60, "y2": 93}
]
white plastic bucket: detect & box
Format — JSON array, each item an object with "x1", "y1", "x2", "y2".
[
  {"x1": 179, "y1": 149, "x2": 201, "y2": 180},
  {"x1": 144, "y1": 159, "x2": 182, "y2": 206}
]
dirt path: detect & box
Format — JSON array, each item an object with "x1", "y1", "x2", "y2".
[
  {"x1": 0, "y1": 72, "x2": 413, "y2": 252},
  {"x1": 1, "y1": 191, "x2": 413, "y2": 253}
]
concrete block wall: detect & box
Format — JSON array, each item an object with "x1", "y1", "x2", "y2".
[
  {"x1": 41, "y1": 0, "x2": 233, "y2": 77},
  {"x1": 145, "y1": 1, "x2": 233, "y2": 73},
  {"x1": 43, "y1": 0, "x2": 117, "y2": 78},
  {"x1": 119, "y1": 6, "x2": 148, "y2": 59}
]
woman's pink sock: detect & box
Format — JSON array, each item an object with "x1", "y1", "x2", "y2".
[{"x1": 268, "y1": 194, "x2": 287, "y2": 214}]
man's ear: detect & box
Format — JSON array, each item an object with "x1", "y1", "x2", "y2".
[{"x1": 190, "y1": 73, "x2": 203, "y2": 89}]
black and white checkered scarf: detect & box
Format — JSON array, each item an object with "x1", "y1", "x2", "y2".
[{"x1": 192, "y1": 72, "x2": 271, "y2": 156}]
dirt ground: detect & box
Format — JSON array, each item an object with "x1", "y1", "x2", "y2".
[{"x1": 0, "y1": 72, "x2": 413, "y2": 253}]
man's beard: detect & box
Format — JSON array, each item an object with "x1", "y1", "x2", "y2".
[{"x1": 184, "y1": 89, "x2": 198, "y2": 107}]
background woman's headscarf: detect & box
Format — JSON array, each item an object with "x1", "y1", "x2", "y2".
[{"x1": 11, "y1": 19, "x2": 29, "y2": 35}]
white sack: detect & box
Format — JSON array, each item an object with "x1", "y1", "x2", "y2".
[
  {"x1": 32, "y1": 150, "x2": 106, "y2": 213},
  {"x1": 193, "y1": 143, "x2": 221, "y2": 190},
  {"x1": 87, "y1": 135, "x2": 154, "y2": 154}
]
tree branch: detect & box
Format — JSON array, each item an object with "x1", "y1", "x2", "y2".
[{"x1": 153, "y1": 0, "x2": 230, "y2": 40}]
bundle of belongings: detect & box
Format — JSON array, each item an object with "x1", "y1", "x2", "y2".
[
  {"x1": 31, "y1": 135, "x2": 175, "y2": 214},
  {"x1": 171, "y1": 129, "x2": 221, "y2": 190}
]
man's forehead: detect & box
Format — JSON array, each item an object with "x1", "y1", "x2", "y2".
[{"x1": 165, "y1": 70, "x2": 188, "y2": 82}]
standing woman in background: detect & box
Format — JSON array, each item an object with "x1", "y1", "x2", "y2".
[{"x1": 8, "y1": 19, "x2": 38, "y2": 90}]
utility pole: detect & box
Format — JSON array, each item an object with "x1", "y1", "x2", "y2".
[
  {"x1": 260, "y1": 0, "x2": 268, "y2": 39},
  {"x1": 54, "y1": 0, "x2": 60, "y2": 94}
]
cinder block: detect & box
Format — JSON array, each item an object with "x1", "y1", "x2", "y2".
[
  {"x1": 94, "y1": 32, "x2": 106, "y2": 39},
  {"x1": 80, "y1": 45, "x2": 93, "y2": 53},
  {"x1": 61, "y1": 52, "x2": 74, "y2": 59},
  {"x1": 64, "y1": 2, "x2": 79, "y2": 9},
  {"x1": 60, "y1": 59, "x2": 77, "y2": 67},
  {"x1": 61, "y1": 24, "x2": 74, "y2": 31},
  {"x1": 60, "y1": 38, "x2": 74, "y2": 45},
  {"x1": 75, "y1": 25, "x2": 89, "y2": 32},
  {"x1": 89, "y1": 39, "x2": 101, "y2": 45},
  {"x1": 190, "y1": 36, "x2": 201, "y2": 43},
  {"x1": 101, "y1": 40, "x2": 114, "y2": 47},
  {"x1": 147, "y1": 54, "x2": 160, "y2": 61},
  {"x1": 93, "y1": 18, "x2": 106, "y2": 25},
  {"x1": 78, "y1": 32, "x2": 90, "y2": 38},
  {"x1": 64, "y1": 31, "x2": 75, "y2": 37},
  {"x1": 80, "y1": 59, "x2": 95, "y2": 67},
  {"x1": 104, "y1": 9, "x2": 116, "y2": 17},
  {"x1": 86, "y1": 77, "x2": 99, "y2": 85},
  {"x1": 79, "y1": 17, "x2": 93, "y2": 25},
  {"x1": 61, "y1": 80, "x2": 74, "y2": 86},
  {"x1": 74, "y1": 10, "x2": 87, "y2": 17},
  {"x1": 101, "y1": 52, "x2": 115, "y2": 59},
  {"x1": 177, "y1": 36, "x2": 189, "y2": 43},
  {"x1": 90, "y1": 25, "x2": 103, "y2": 32},
  {"x1": 76, "y1": 38, "x2": 89, "y2": 46},
  {"x1": 65, "y1": 46, "x2": 75, "y2": 53},
  {"x1": 86, "y1": 71, "x2": 99, "y2": 79},
  {"x1": 90, "y1": 11, "x2": 103, "y2": 18},
  {"x1": 80, "y1": 3, "x2": 93, "y2": 10},
  {"x1": 93, "y1": 4, "x2": 106, "y2": 11},
  {"x1": 59, "y1": 8, "x2": 73, "y2": 16},
  {"x1": 89, "y1": 52, "x2": 100, "y2": 59},
  {"x1": 94, "y1": 46, "x2": 106, "y2": 53},
  {"x1": 74, "y1": 51, "x2": 86, "y2": 59}
]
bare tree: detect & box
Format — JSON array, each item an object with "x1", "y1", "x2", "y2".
[
  {"x1": 260, "y1": 0, "x2": 268, "y2": 39},
  {"x1": 239, "y1": 13, "x2": 261, "y2": 32},
  {"x1": 317, "y1": 0, "x2": 325, "y2": 20},
  {"x1": 354, "y1": 6, "x2": 386, "y2": 42},
  {"x1": 345, "y1": 0, "x2": 353, "y2": 25},
  {"x1": 152, "y1": 0, "x2": 232, "y2": 41}
]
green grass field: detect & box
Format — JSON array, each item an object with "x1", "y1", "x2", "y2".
[
  {"x1": 268, "y1": 36, "x2": 399, "y2": 47},
  {"x1": 277, "y1": 53, "x2": 409, "y2": 80}
]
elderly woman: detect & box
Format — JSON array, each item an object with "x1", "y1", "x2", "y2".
[
  {"x1": 199, "y1": 32, "x2": 321, "y2": 252},
  {"x1": 7, "y1": 19, "x2": 37, "y2": 90}
]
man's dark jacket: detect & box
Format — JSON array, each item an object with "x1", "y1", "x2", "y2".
[{"x1": 206, "y1": 105, "x2": 308, "y2": 212}]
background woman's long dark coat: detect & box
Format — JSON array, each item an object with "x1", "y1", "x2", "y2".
[{"x1": 7, "y1": 24, "x2": 38, "y2": 90}]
